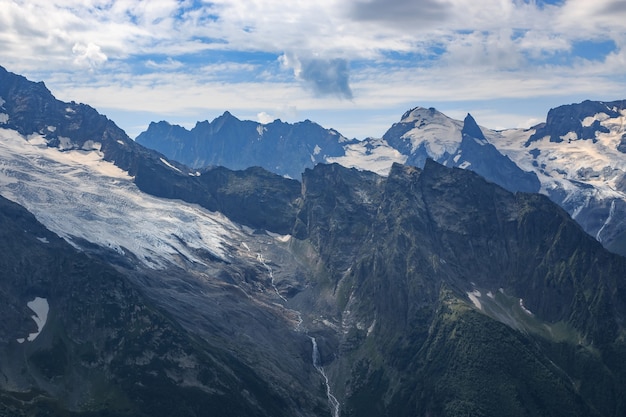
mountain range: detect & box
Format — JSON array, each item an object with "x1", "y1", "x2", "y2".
[
  {"x1": 137, "y1": 101, "x2": 626, "y2": 257},
  {"x1": 1, "y1": 64, "x2": 626, "y2": 417}
]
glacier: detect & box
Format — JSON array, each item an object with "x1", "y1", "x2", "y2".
[{"x1": 0, "y1": 127, "x2": 245, "y2": 269}]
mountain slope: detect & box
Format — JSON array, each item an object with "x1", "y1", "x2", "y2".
[
  {"x1": 294, "y1": 161, "x2": 626, "y2": 416},
  {"x1": 0, "y1": 194, "x2": 299, "y2": 417}
]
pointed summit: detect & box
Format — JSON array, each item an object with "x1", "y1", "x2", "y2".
[
  {"x1": 461, "y1": 113, "x2": 486, "y2": 140},
  {"x1": 216, "y1": 110, "x2": 239, "y2": 123}
]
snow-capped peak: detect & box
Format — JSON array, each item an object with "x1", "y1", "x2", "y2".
[{"x1": 396, "y1": 107, "x2": 465, "y2": 158}]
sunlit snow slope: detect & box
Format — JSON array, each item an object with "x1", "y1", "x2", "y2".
[{"x1": 0, "y1": 127, "x2": 245, "y2": 269}]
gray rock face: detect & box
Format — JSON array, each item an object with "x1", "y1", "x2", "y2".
[{"x1": 136, "y1": 114, "x2": 350, "y2": 179}]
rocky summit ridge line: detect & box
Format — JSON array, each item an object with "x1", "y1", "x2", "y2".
[
  {"x1": 1, "y1": 65, "x2": 626, "y2": 416},
  {"x1": 137, "y1": 101, "x2": 626, "y2": 257}
]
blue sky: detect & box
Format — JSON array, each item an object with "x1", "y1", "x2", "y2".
[{"x1": 1, "y1": 0, "x2": 626, "y2": 139}]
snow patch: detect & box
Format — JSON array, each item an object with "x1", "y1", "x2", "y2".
[
  {"x1": 160, "y1": 157, "x2": 182, "y2": 173},
  {"x1": 367, "y1": 319, "x2": 376, "y2": 336},
  {"x1": 313, "y1": 144, "x2": 322, "y2": 156},
  {"x1": 17, "y1": 297, "x2": 49, "y2": 343},
  {"x1": 0, "y1": 114, "x2": 8, "y2": 124},
  {"x1": 58, "y1": 136, "x2": 74, "y2": 150},
  {"x1": 36, "y1": 237, "x2": 49, "y2": 244},
  {"x1": 453, "y1": 154, "x2": 461, "y2": 163},
  {"x1": 256, "y1": 125, "x2": 265, "y2": 136},
  {"x1": 459, "y1": 161, "x2": 471, "y2": 169},
  {"x1": 46, "y1": 126, "x2": 56, "y2": 132},
  {"x1": 519, "y1": 299, "x2": 533, "y2": 316},
  {"x1": 560, "y1": 131, "x2": 578, "y2": 141},
  {"x1": 275, "y1": 234, "x2": 291, "y2": 243},
  {"x1": 467, "y1": 290, "x2": 482, "y2": 310},
  {"x1": 326, "y1": 138, "x2": 407, "y2": 176},
  {"x1": 0, "y1": 97, "x2": 5, "y2": 107},
  {"x1": 582, "y1": 113, "x2": 610, "y2": 127},
  {"x1": 82, "y1": 140, "x2": 101, "y2": 151}
]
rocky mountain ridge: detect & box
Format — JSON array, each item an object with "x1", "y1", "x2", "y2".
[
  {"x1": 136, "y1": 101, "x2": 626, "y2": 257},
  {"x1": 136, "y1": 112, "x2": 350, "y2": 179}
]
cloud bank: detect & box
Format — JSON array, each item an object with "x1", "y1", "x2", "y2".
[{"x1": 0, "y1": 0, "x2": 624, "y2": 139}]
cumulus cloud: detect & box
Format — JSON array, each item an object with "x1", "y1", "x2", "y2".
[
  {"x1": 72, "y1": 42, "x2": 107, "y2": 70},
  {"x1": 281, "y1": 53, "x2": 353, "y2": 100},
  {"x1": 257, "y1": 111, "x2": 275, "y2": 124}
]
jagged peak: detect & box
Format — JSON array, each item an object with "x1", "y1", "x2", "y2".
[
  {"x1": 218, "y1": 110, "x2": 239, "y2": 121},
  {"x1": 151, "y1": 120, "x2": 174, "y2": 127},
  {"x1": 462, "y1": 113, "x2": 487, "y2": 141}
]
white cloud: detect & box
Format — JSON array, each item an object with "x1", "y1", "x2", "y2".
[
  {"x1": 1, "y1": 0, "x2": 625, "y2": 142},
  {"x1": 257, "y1": 112, "x2": 275, "y2": 124},
  {"x1": 72, "y1": 42, "x2": 108, "y2": 69},
  {"x1": 145, "y1": 58, "x2": 183, "y2": 70}
]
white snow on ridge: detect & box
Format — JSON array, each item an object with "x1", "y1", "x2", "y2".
[
  {"x1": 160, "y1": 157, "x2": 182, "y2": 173},
  {"x1": 582, "y1": 113, "x2": 610, "y2": 127},
  {"x1": 0, "y1": 128, "x2": 242, "y2": 269},
  {"x1": 489, "y1": 115, "x2": 626, "y2": 204},
  {"x1": 400, "y1": 107, "x2": 464, "y2": 158},
  {"x1": 326, "y1": 138, "x2": 407, "y2": 176}
]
